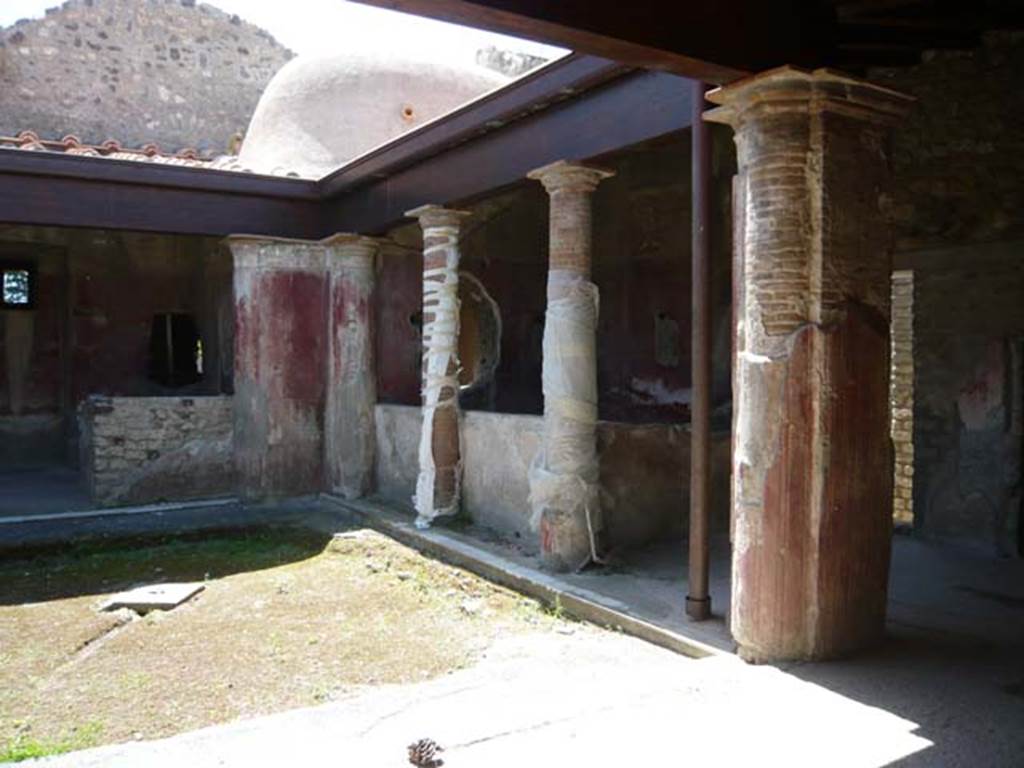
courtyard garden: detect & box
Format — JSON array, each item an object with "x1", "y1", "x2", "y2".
[{"x1": 0, "y1": 526, "x2": 561, "y2": 762}]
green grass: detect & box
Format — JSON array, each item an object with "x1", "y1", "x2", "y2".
[
  {"x1": 0, "y1": 723, "x2": 103, "y2": 763},
  {"x1": 0, "y1": 527, "x2": 331, "y2": 605},
  {"x1": 542, "y1": 594, "x2": 568, "y2": 621}
]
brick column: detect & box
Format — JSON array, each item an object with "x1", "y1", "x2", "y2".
[
  {"x1": 527, "y1": 160, "x2": 614, "y2": 572},
  {"x1": 227, "y1": 236, "x2": 327, "y2": 500},
  {"x1": 324, "y1": 234, "x2": 380, "y2": 499},
  {"x1": 890, "y1": 270, "x2": 915, "y2": 527},
  {"x1": 406, "y1": 205, "x2": 470, "y2": 528},
  {"x1": 705, "y1": 68, "x2": 912, "y2": 661}
]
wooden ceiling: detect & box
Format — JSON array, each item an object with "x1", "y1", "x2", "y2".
[
  {"x1": 832, "y1": 0, "x2": 1024, "y2": 69},
  {"x1": 352, "y1": 0, "x2": 1024, "y2": 81}
]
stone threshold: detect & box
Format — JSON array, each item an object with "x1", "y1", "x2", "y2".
[
  {"x1": 0, "y1": 496, "x2": 240, "y2": 526},
  {"x1": 322, "y1": 493, "x2": 727, "y2": 660}
]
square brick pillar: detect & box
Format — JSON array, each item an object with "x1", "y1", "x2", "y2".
[
  {"x1": 705, "y1": 68, "x2": 913, "y2": 661},
  {"x1": 227, "y1": 236, "x2": 328, "y2": 500},
  {"x1": 324, "y1": 234, "x2": 380, "y2": 500}
]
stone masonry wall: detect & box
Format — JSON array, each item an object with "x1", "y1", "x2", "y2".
[
  {"x1": 908, "y1": 244, "x2": 1023, "y2": 554},
  {"x1": 890, "y1": 271, "x2": 914, "y2": 526},
  {"x1": 871, "y1": 32, "x2": 1024, "y2": 252},
  {"x1": 0, "y1": 0, "x2": 293, "y2": 153},
  {"x1": 870, "y1": 32, "x2": 1024, "y2": 553},
  {"x1": 80, "y1": 394, "x2": 234, "y2": 505}
]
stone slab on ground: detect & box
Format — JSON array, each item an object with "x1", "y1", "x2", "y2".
[{"x1": 101, "y1": 583, "x2": 204, "y2": 613}]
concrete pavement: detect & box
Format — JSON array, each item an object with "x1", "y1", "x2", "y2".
[{"x1": 34, "y1": 628, "x2": 934, "y2": 768}]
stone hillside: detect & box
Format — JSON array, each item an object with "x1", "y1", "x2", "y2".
[{"x1": 0, "y1": 0, "x2": 293, "y2": 154}]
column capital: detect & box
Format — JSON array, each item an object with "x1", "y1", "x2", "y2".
[
  {"x1": 322, "y1": 232, "x2": 381, "y2": 262},
  {"x1": 405, "y1": 204, "x2": 471, "y2": 230},
  {"x1": 528, "y1": 160, "x2": 614, "y2": 194},
  {"x1": 704, "y1": 66, "x2": 913, "y2": 129},
  {"x1": 224, "y1": 234, "x2": 325, "y2": 273}
]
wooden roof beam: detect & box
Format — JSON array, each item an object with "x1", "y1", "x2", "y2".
[{"x1": 347, "y1": 0, "x2": 835, "y2": 83}]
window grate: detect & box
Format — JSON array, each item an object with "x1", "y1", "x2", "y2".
[{"x1": 0, "y1": 263, "x2": 35, "y2": 309}]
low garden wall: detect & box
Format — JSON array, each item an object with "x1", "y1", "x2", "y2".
[
  {"x1": 79, "y1": 395, "x2": 235, "y2": 506},
  {"x1": 374, "y1": 404, "x2": 730, "y2": 551}
]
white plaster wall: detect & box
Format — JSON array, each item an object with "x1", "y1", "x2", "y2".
[
  {"x1": 374, "y1": 404, "x2": 540, "y2": 538},
  {"x1": 374, "y1": 404, "x2": 733, "y2": 551},
  {"x1": 374, "y1": 404, "x2": 421, "y2": 509},
  {"x1": 461, "y1": 410, "x2": 543, "y2": 542}
]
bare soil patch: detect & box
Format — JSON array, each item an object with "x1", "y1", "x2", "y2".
[{"x1": 0, "y1": 526, "x2": 559, "y2": 759}]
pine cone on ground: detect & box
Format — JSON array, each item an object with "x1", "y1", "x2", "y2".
[{"x1": 407, "y1": 737, "x2": 445, "y2": 767}]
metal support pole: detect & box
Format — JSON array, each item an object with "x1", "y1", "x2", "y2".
[{"x1": 686, "y1": 80, "x2": 712, "y2": 621}]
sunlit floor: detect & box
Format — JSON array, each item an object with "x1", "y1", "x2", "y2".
[
  {"x1": 347, "y1": 500, "x2": 1024, "y2": 767},
  {"x1": 564, "y1": 533, "x2": 1024, "y2": 767},
  {"x1": 35, "y1": 625, "x2": 936, "y2": 768}
]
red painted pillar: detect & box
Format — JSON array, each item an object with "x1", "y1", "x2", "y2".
[
  {"x1": 227, "y1": 236, "x2": 327, "y2": 500},
  {"x1": 324, "y1": 234, "x2": 380, "y2": 499},
  {"x1": 706, "y1": 68, "x2": 912, "y2": 661}
]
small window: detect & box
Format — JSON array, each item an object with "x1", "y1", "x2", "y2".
[
  {"x1": 1, "y1": 263, "x2": 35, "y2": 309},
  {"x1": 148, "y1": 313, "x2": 203, "y2": 387}
]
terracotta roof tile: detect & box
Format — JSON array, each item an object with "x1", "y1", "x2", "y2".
[{"x1": 0, "y1": 130, "x2": 272, "y2": 176}]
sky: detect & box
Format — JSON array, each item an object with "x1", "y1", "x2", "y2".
[{"x1": 0, "y1": 0, "x2": 566, "y2": 65}]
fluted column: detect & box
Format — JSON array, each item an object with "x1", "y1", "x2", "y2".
[
  {"x1": 324, "y1": 234, "x2": 380, "y2": 499},
  {"x1": 527, "y1": 160, "x2": 614, "y2": 572},
  {"x1": 706, "y1": 67, "x2": 912, "y2": 661},
  {"x1": 406, "y1": 204, "x2": 470, "y2": 528},
  {"x1": 227, "y1": 235, "x2": 328, "y2": 500}
]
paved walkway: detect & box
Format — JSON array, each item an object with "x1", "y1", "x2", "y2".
[
  {"x1": 0, "y1": 466, "x2": 89, "y2": 519},
  {"x1": 36, "y1": 628, "x2": 936, "y2": 768}
]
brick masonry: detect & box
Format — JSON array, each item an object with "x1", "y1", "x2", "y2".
[
  {"x1": 0, "y1": 0, "x2": 293, "y2": 153},
  {"x1": 890, "y1": 271, "x2": 914, "y2": 526},
  {"x1": 705, "y1": 69, "x2": 911, "y2": 661},
  {"x1": 79, "y1": 394, "x2": 234, "y2": 505}
]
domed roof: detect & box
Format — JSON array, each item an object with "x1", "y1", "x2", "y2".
[{"x1": 238, "y1": 50, "x2": 508, "y2": 178}]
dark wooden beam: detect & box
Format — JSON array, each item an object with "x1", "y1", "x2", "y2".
[
  {"x1": 836, "y1": 0, "x2": 928, "y2": 19},
  {"x1": 0, "y1": 58, "x2": 697, "y2": 238},
  {"x1": 0, "y1": 149, "x2": 320, "y2": 198},
  {"x1": 0, "y1": 152, "x2": 324, "y2": 237},
  {"x1": 320, "y1": 54, "x2": 629, "y2": 197},
  {"x1": 348, "y1": 0, "x2": 834, "y2": 82},
  {"x1": 326, "y1": 68, "x2": 695, "y2": 235},
  {"x1": 839, "y1": 21, "x2": 979, "y2": 48}
]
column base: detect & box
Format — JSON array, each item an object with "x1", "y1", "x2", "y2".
[
  {"x1": 539, "y1": 507, "x2": 593, "y2": 573},
  {"x1": 685, "y1": 595, "x2": 711, "y2": 621},
  {"x1": 735, "y1": 627, "x2": 888, "y2": 664}
]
